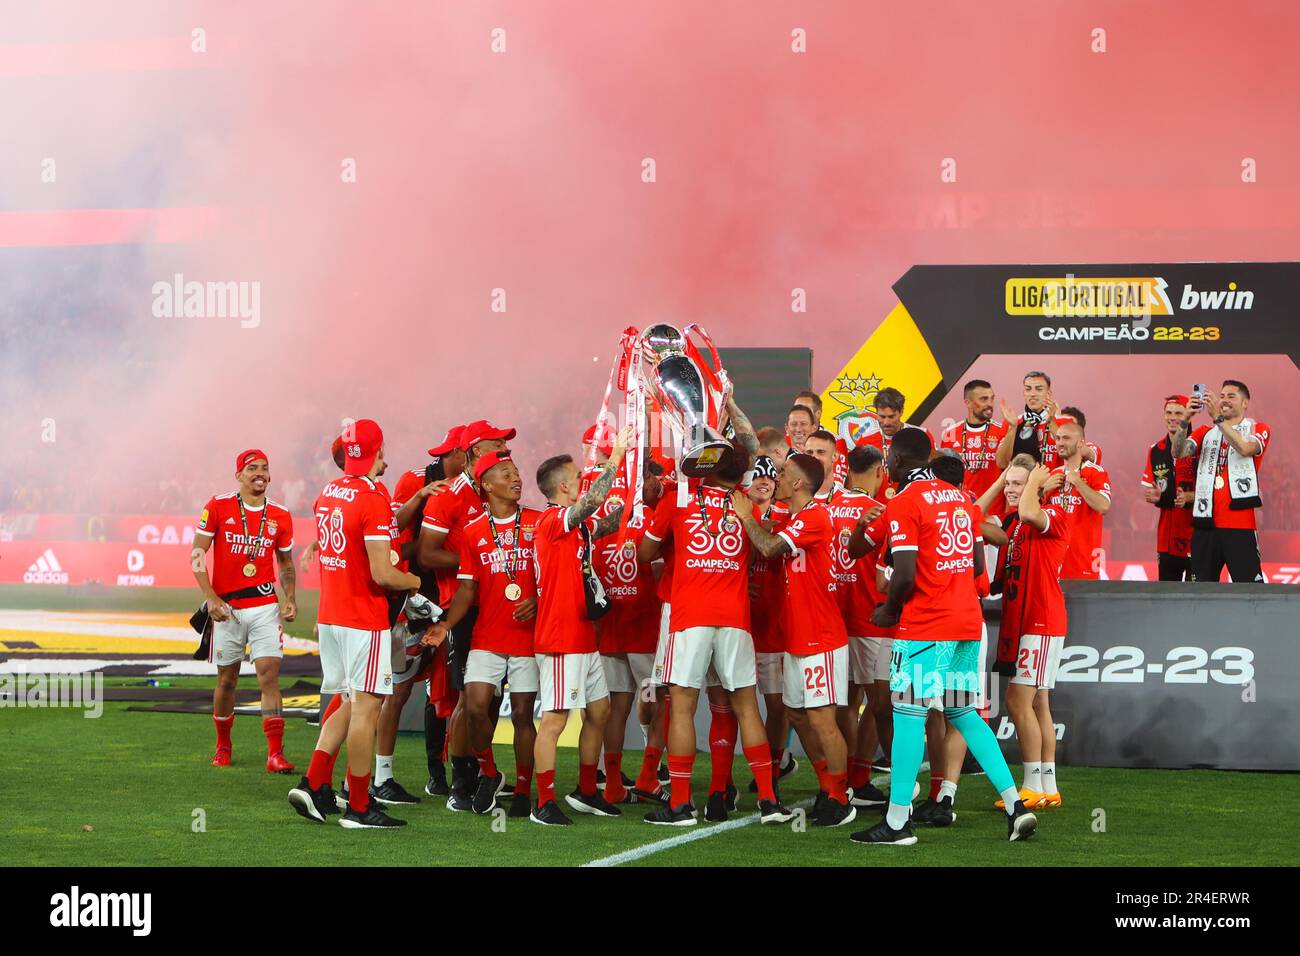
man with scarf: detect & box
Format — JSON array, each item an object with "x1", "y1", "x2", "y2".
[
  {"x1": 1173, "y1": 380, "x2": 1272, "y2": 582},
  {"x1": 994, "y1": 371, "x2": 1100, "y2": 470},
  {"x1": 1142, "y1": 396, "x2": 1198, "y2": 581}
]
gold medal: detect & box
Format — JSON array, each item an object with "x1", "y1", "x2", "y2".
[
  {"x1": 389, "y1": 549, "x2": 400, "y2": 565},
  {"x1": 1214, "y1": 475, "x2": 1225, "y2": 490},
  {"x1": 242, "y1": 562, "x2": 257, "y2": 577},
  {"x1": 504, "y1": 582, "x2": 523, "y2": 602}
]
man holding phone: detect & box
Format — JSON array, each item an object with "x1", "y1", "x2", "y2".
[{"x1": 1172, "y1": 381, "x2": 1271, "y2": 582}]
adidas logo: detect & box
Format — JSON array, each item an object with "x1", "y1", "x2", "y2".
[
  {"x1": 477, "y1": 538, "x2": 488, "y2": 546},
  {"x1": 24, "y1": 549, "x2": 70, "y2": 585},
  {"x1": 224, "y1": 517, "x2": 236, "y2": 525}
]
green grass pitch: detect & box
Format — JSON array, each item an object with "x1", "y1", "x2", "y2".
[{"x1": 2, "y1": 584, "x2": 1297, "y2": 866}]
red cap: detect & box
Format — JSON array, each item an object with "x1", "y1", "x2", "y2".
[
  {"x1": 459, "y1": 419, "x2": 516, "y2": 451},
  {"x1": 1164, "y1": 393, "x2": 1190, "y2": 407},
  {"x1": 427, "y1": 425, "x2": 466, "y2": 457},
  {"x1": 582, "y1": 423, "x2": 616, "y2": 457},
  {"x1": 474, "y1": 450, "x2": 514, "y2": 485},
  {"x1": 235, "y1": 449, "x2": 268, "y2": 472},
  {"x1": 340, "y1": 420, "x2": 384, "y2": 477}
]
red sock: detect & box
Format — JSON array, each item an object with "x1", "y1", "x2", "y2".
[
  {"x1": 578, "y1": 762, "x2": 598, "y2": 797},
  {"x1": 262, "y1": 716, "x2": 285, "y2": 757},
  {"x1": 326, "y1": 749, "x2": 340, "y2": 779},
  {"x1": 321, "y1": 694, "x2": 342, "y2": 723},
  {"x1": 213, "y1": 713, "x2": 233, "y2": 751},
  {"x1": 848, "y1": 756, "x2": 872, "y2": 790},
  {"x1": 440, "y1": 735, "x2": 450, "y2": 763},
  {"x1": 603, "y1": 752, "x2": 625, "y2": 800},
  {"x1": 476, "y1": 748, "x2": 497, "y2": 778},
  {"x1": 667, "y1": 754, "x2": 695, "y2": 808},
  {"x1": 708, "y1": 705, "x2": 738, "y2": 793},
  {"x1": 930, "y1": 776, "x2": 944, "y2": 801},
  {"x1": 635, "y1": 746, "x2": 663, "y2": 791},
  {"x1": 744, "y1": 745, "x2": 776, "y2": 803},
  {"x1": 812, "y1": 758, "x2": 831, "y2": 793},
  {"x1": 537, "y1": 769, "x2": 556, "y2": 807},
  {"x1": 347, "y1": 771, "x2": 370, "y2": 813},
  {"x1": 829, "y1": 770, "x2": 848, "y2": 804},
  {"x1": 515, "y1": 764, "x2": 534, "y2": 797},
  {"x1": 306, "y1": 749, "x2": 332, "y2": 789}
]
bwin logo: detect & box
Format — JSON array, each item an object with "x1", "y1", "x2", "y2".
[
  {"x1": 50, "y1": 885, "x2": 151, "y2": 936},
  {"x1": 1178, "y1": 281, "x2": 1254, "y2": 311}
]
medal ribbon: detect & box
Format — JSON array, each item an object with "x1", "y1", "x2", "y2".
[
  {"x1": 487, "y1": 508, "x2": 523, "y2": 589},
  {"x1": 237, "y1": 499, "x2": 268, "y2": 568}
]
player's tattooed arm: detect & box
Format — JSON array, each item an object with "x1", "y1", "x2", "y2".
[
  {"x1": 873, "y1": 551, "x2": 916, "y2": 628},
  {"x1": 725, "y1": 396, "x2": 760, "y2": 456},
  {"x1": 276, "y1": 549, "x2": 298, "y2": 621},
  {"x1": 846, "y1": 505, "x2": 884, "y2": 560},
  {"x1": 592, "y1": 505, "x2": 625, "y2": 539},
  {"x1": 566, "y1": 463, "x2": 618, "y2": 528},
  {"x1": 730, "y1": 490, "x2": 791, "y2": 559}
]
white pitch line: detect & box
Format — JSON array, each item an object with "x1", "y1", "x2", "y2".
[{"x1": 581, "y1": 798, "x2": 814, "y2": 868}]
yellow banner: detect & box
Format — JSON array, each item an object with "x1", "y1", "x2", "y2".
[{"x1": 1005, "y1": 276, "x2": 1173, "y2": 317}]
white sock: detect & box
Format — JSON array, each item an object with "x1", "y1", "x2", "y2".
[
  {"x1": 375, "y1": 754, "x2": 394, "y2": 786},
  {"x1": 999, "y1": 785, "x2": 1020, "y2": 816},
  {"x1": 938, "y1": 780, "x2": 958, "y2": 804},
  {"x1": 886, "y1": 801, "x2": 911, "y2": 830},
  {"x1": 1022, "y1": 761, "x2": 1042, "y2": 793},
  {"x1": 1041, "y1": 762, "x2": 1057, "y2": 795},
  {"x1": 639, "y1": 723, "x2": 651, "y2": 747}
]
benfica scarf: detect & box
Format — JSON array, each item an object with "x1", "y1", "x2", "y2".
[
  {"x1": 992, "y1": 513, "x2": 1021, "y2": 676},
  {"x1": 1148, "y1": 436, "x2": 1178, "y2": 510},
  {"x1": 1011, "y1": 407, "x2": 1049, "y2": 462}
]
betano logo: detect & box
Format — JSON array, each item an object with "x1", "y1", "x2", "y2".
[
  {"x1": 24, "y1": 548, "x2": 69, "y2": 584},
  {"x1": 1007, "y1": 276, "x2": 1254, "y2": 317}
]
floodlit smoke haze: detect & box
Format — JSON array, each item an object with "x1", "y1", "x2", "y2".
[{"x1": 2, "y1": 1, "x2": 1298, "y2": 515}]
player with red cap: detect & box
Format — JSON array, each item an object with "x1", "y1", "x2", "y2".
[
  {"x1": 192, "y1": 449, "x2": 297, "y2": 773},
  {"x1": 417, "y1": 419, "x2": 517, "y2": 812},
  {"x1": 424, "y1": 450, "x2": 542, "y2": 817},
  {"x1": 288, "y1": 420, "x2": 423, "y2": 829}
]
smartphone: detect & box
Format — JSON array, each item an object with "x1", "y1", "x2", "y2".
[{"x1": 1192, "y1": 383, "x2": 1208, "y2": 403}]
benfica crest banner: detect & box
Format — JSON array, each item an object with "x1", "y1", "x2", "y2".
[{"x1": 820, "y1": 262, "x2": 1300, "y2": 433}]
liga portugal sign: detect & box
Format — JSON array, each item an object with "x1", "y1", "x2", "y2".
[{"x1": 820, "y1": 262, "x2": 1300, "y2": 434}]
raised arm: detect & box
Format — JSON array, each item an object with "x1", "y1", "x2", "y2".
[
  {"x1": 725, "y1": 395, "x2": 760, "y2": 456},
  {"x1": 592, "y1": 505, "x2": 626, "y2": 539},
  {"x1": 566, "y1": 427, "x2": 632, "y2": 528},
  {"x1": 1018, "y1": 466, "x2": 1052, "y2": 531}
]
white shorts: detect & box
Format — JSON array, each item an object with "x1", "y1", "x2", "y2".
[
  {"x1": 319, "y1": 623, "x2": 392, "y2": 698},
  {"x1": 210, "y1": 602, "x2": 283, "y2": 666},
  {"x1": 783, "y1": 646, "x2": 849, "y2": 710},
  {"x1": 756, "y1": 651, "x2": 784, "y2": 696},
  {"x1": 1010, "y1": 634, "x2": 1064, "y2": 690},
  {"x1": 848, "y1": 636, "x2": 892, "y2": 685},
  {"x1": 465, "y1": 648, "x2": 540, "y2": 695},
  {"x1": 651, "y1": 603, "x2": 672, "y2": 685},
  {"x1": 602, "y1": 652, "x2": 655, "y2": 695},
  {"x1": 655, "y1": 626, "x2": 756, "y2": 691},
  {"x1": 537, "y1": 652, "x2": 609, "y2": 712}
]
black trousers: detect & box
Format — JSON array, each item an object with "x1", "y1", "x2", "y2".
[
  {"x1": 447, "y1": 605, "x2": 479, "y2": 691},
  {"x1": 1190, "y1": 527, "x2": 1263, "y2": 582},
  {"x1": 1157, "y1": 552, "x2": 1191, "y2": 581}
]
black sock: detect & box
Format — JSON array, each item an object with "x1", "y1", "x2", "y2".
[
  {"x1": 450, "y1": 755, "x2": 477, "y2": 795},
  {"x1": 424, "y1": 702, "x2": 447, "y2": 776}
]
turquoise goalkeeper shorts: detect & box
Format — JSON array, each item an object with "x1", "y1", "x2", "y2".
[{"x1": 888, "y1": 637, "x2": 984, "y2": 709}]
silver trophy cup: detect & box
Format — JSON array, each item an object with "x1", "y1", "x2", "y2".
[{"x1": 642, "y1": 323, "x2": 733, "y2": 477}]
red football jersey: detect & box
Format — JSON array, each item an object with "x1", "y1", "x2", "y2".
[
  {"x1": 314, "y1": 476, "x2": 393, "y2": 630},
  {"x1": 532, "y1": 506, "x2": 599, "y2": 655},
  {"x1": 594, "y1": 503, "x2": 661, "y2": 655},
  {"x1": 939, "y1": 420, "x2": 1010, "y2": 500},
  {"x1": 1048, "y1": 461, "x2": 1111, "y2": 580},
  {"x1": 828, "y1": 488, "x2": 887, "y2": 636},
  {"x1": 456, "y1": 507, "x2": 542, "y2": 656},
  {"x1": 749, "y1": 503, "x2": 788, "y2": 654},
  {"x1": 420, "y1": 472, "x2": 485, "y2": 605},
  {"x1": 776, "y1": 502, "x2": 847, "y2": 655},
  {"x1": 883, "y1": 477, "x2": 983, "y2": 642},
  {"x1": 195, "y1": 494, "x2": 293, "y2": 608},
  {"x1": 1187, "y1": 421, "x2": 1271, "y2": 531},
  {"x1": 389, "y1": 467, "x2": 432, "y2": 573},
  {"x1": 652, "y1": 480, "x2": 677, "y2": 604},
  {"x1": 997, "y1": 507, "x2": 1069, "y2": 645},
  {"x1": 647, "y1": 483, "x2": 750, "y2": 633},
  {"x1": 1142, "y1": 437, "x2": 1197, "y2": 558}
]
